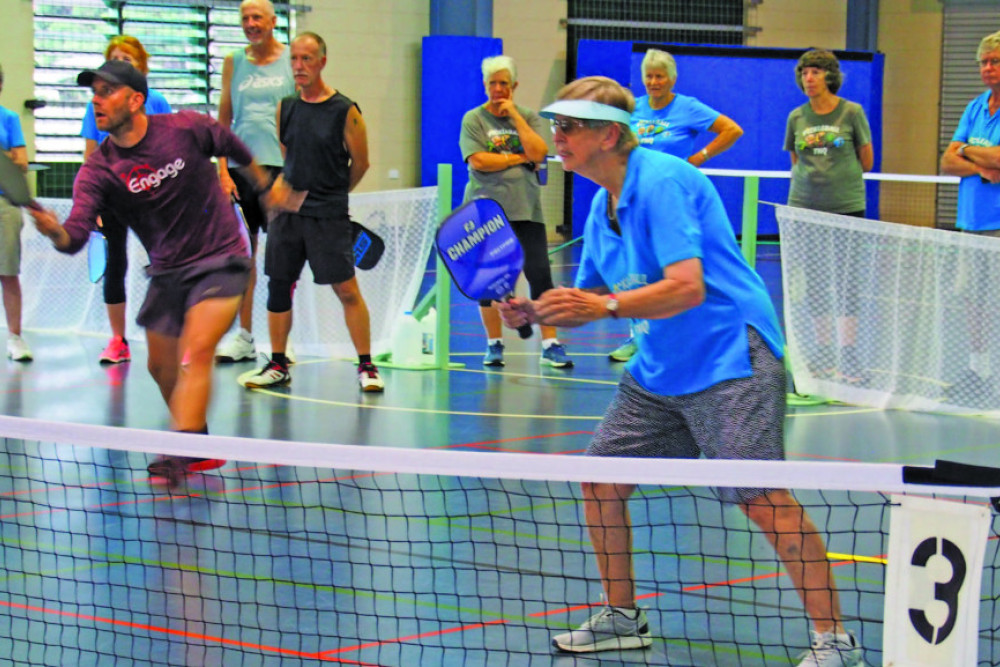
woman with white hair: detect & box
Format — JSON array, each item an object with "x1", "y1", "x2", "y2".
[
  {"x1": 632, "y1": 48, "x2": 743, "y2": 165},
  {"x1": 496, "y1": 75, "x2": 861, "y2": 667},
  {"x1": 609, "y1": 48, "x2": 744, "y2": 362},
  {"x1": 458, "y1": 55, "x2": 573, "y2": 369}
]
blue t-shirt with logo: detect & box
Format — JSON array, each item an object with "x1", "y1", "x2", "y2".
[
  {"x1": 952, "y1": 90, "x2": 1000, "y2": 231},
  {"x1": 630, "y1": 93, "x2": 720, "y2": 159},
  {"x1": 575, "y1": 147, "x2": 784, "y2": 396}
]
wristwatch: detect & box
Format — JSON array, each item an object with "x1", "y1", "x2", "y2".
[
  {"x1": 958, "y1": 143, "x2": 969, "y2": 158},
  {"x1": 605, "y1": 293, "x2": 620, "y2": 319},
  {"x1": 701, "y1": 148, "x2": 709, "y2": 160}
]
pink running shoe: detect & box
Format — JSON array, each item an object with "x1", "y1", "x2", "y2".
[{"x1": 99, "y1": 336, "x2": 131, "y2": 364}]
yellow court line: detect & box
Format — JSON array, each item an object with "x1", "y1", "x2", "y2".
[
  {"x1": 256, "y1": 360, "x2": 884, "y2": 420},
  {"x1": 828, "y1": 551, "x2": 887, "y2": 565},
  {"x1": 452, "y1": 367, "x2": 620, "y2": 386},
  {"x1": 788, "y1": 407, "x2": 885, "y2": 419},
  {"x1": 247, "y1": 387, "x2": 606, "y2": 420}
]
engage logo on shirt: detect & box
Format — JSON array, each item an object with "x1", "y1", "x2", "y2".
[{"x1": 122, "y1": 158, "x2": 186, "y2": 193}]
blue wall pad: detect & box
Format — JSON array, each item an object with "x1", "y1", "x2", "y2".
[{"x1": 421, "y1": 35, "x2": 503, "y2": 210}]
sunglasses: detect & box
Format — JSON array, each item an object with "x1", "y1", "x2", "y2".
[{"x1": 549, "y1": 117, "x2": 611, "y2": 135}]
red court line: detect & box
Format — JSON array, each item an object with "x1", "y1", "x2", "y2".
[
  {"x1": 319, "y1": 619, "x2": 508, "y2": 658},
  {"x1": 0, "y1": 479, "x2": 118, "y2": 498},
  {"x1": 0, "y1": 598, "x2": 376, "y2": 665},
  {"x1": 437, "y1": 432, "x2": 593, "y2": 451},
  {"x1": 528, "y1": 591, "x2": 663, "y2": 619},
  {"x1": 682, "y1": 557, "x2": 868, "y2": 592}
]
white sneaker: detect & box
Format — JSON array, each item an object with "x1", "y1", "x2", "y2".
[
  {"x1": 552, "y1": 606, "x2": 651, "y2": 653},
  {"x1": 215, "y1": 328, "x2": 256, "y2": 363},
  {"x1": 286, "y1": 340, "x2": 296, "y2": 365},
  {"x1": 7, "y1": 334, "x2": 32, "y2": 362},
  {"x1": 239, "y1": 357, "x2": 291, "y2": 388},
  {"x1": 796, "y1": 630, "x2": 863, "y2": 667}
]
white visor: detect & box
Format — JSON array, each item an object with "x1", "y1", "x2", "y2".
[{"x1": 539, "y1": 99, "x2": 632, "y2": 125}]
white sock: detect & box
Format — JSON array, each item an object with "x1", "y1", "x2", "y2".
[
  {"x1": 488, "y1": 338, "x2": 503, "y2": 346},
  {"x1": 542, "y1": 338, "x2": 560, "y2": 350}
]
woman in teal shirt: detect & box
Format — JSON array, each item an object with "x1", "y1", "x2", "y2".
[{"x1": 610, "y1": 48, "x2": 744, "y2": 362}]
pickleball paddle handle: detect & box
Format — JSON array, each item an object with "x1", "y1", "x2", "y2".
[{"x1": 502, "y1": 296, "x2": 533, "y2": 339}]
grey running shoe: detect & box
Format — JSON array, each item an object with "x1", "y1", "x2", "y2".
[
  {"x1": 796, "y1": 630, "x2": 863, "y2": 667},
  {"x1": 552, "y1": 606, "x2": 651, "y2": 653},
  {"x1": 216, "y1": 328, "x2": 256, "y2": 363}
]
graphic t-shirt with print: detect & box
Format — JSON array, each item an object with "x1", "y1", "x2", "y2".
[
  {"x1": 459, "y1": 104, "x2": 545, "y2": 223},
  {"x1": 784, "y1": 98, "x2": 872, "y2": 214}
]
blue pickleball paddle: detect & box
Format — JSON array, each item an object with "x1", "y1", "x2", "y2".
[{"x1": 435, "y1": 198, "x2": 532, "y2": 339}]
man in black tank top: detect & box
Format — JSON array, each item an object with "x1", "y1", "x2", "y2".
[{"x1": 240, "y1": 31, "x2": 385, "y2": 392}]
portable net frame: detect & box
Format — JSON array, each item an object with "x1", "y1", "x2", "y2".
[
  {"x1": 777, "y1": 203, "x2": 1000, "y2": 417},
  {"x1": 0, "y1": 416, "x2": 998, "y2": 666},
  {"x1": 21, "y1": 187, "x2": 438, "y2": 359}
]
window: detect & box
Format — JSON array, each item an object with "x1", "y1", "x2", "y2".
[{"x1": 32, "y1": 0, "x2": 293, "y2": 165}]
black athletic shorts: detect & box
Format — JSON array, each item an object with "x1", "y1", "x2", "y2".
[{"x1": 264, "y1": 211, "x2": 355, "y2": 285}]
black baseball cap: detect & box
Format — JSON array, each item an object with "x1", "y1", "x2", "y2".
[{"x1": 77, "y1": 60, "x2": 148, "y2": 100}]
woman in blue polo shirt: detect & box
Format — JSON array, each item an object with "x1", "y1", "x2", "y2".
[{"x1": 496, "y1": 76, "x2": 862, "y2": 667}]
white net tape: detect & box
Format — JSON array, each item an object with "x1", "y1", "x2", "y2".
[
  {"x1": 778, "y1": 205, "x2": 1000, "y2": 417},
  {"x1": 22, "y1": 187, "x2": 438, "y2": 358}
]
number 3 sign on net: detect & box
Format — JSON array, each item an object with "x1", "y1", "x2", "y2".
[{"x1": 883, "y1": 494, "x2": 991, "y2": 667}]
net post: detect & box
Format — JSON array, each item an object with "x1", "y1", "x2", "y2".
[
  {"x1": 740, "y1": 175, "x2": 760, "y2": 269},
  {"x1": 434, "y1": 163, "x2": 452, "y2": 369}
]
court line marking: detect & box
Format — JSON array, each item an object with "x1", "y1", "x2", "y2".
[
  {"x1": 247, "y1": 387, "x2": 608, "y2": 420},
  {"x1": 246, "y1": 383, "x2": 885, "y2": 421},
  {"x1": 0, "y1": 463, "x2": 892, "y2": 661},
  {"x1": 0, "y1": 598, "x2": 374, "y2": 664}
]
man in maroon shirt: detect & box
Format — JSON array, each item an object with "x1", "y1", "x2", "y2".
[{"x1": 28, "y1": 60, "x2": 272, "y2": 483}]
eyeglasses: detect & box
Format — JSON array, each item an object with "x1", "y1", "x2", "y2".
[
  {"x1": 550, "y1": 117, "x2": 610, "y2": 135},
  {"x1": 979, "y1": 57, "x2": 1000, "y2": 68}
]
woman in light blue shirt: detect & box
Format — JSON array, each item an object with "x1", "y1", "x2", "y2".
[
  {"x1": 609, "y1": 49, "x2": 745, "y2": 363},
  {"x1": 631, "y1": 49, "x2": 743, "y2": 166}
]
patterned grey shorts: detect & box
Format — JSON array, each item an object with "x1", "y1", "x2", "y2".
[{"x1": 588, "y1": 327, "x2": 786, "y2": 504}]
